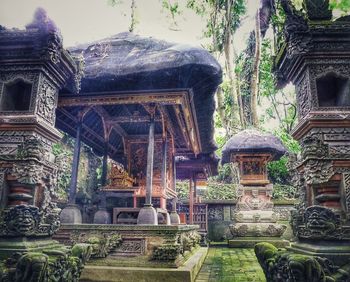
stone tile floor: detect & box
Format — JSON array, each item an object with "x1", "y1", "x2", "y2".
[{"x1": 195, "y1": 247, "x2": 266, "y2": 282}]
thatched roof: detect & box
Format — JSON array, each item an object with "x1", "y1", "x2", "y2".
[
  {"x1": 221, "y1": 129, "x2": 287, "y2": 164},
  {"x1": 63, "y1": 32, "x2": 222, "y2": 154}
]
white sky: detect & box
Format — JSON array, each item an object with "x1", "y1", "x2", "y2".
[{"x1": 0, "y1": 0, "x2": 259, "y2": 52}]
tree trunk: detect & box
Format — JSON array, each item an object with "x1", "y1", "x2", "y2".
[
  {"x1": 250, "y1": 10, "x2": 261, "y2": 127},
  {"x1": 223, "y1": 0, "x2": 242, "y2": 130},
  {"x1": 216, "y1": 86, "x2": 230, "y2": 137}
]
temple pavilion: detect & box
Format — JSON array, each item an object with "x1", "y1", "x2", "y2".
[{"x1": 56, "y1": 32, "x2": 222, "y2": 225}]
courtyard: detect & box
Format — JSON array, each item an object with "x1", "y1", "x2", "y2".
[{"x1": 0, "y1": 0, "x2": 350, "y2": 281}]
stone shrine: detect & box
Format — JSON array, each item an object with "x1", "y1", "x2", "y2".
[
  {"x1": 221, "y1": 129, "x2": 288, "y2": 247},
  {"x1": 255, "y1": 1, "x2": 350, "y2": 281},
  {"x1": 0, "y1": 8, "x2": 91, "y2": 281}
]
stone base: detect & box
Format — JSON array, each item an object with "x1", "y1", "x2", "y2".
[
  {"x1": 0, "y1": 238, "x2": 63, "y2": 260},
  {"x1": 60, "y1": 204, "x2": 82, "y2": 224},
  {"x1": 230, "y1": 222, "x2": 287, "y2": 237},
  {"x1": 80, "y1": 247, "x2": 208, "y2": 282},
  {"x1": 170, "y1": 212, "x2": 180, "y2": 225},
  {"x1": 137, "y1": 204, "x2": 158, "y2": 225},
  {"x1": 228, "y1": 237, "x2": 290, "y2": 248},
  {"x1": 288, "y1": 242, "x2": 350, "y2": 265},
  {"x1": 93, "y1": 209, "x2": 111, "y2": 224}
]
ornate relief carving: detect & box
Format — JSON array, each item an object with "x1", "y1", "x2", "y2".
[
  {"x1": 280, "y1": 0, "x2": 312, "y2": 58},
  {"x1": 294, "y1": 206, "x2": 350, "y2": 240},
  {"x1": 36, "y1": 77, "x2": 57, "y2": 125},
  {"x1": 296, "y1": 72, "x2": 312, "y2": 119},
  {"x1": 208, "y1": 206, "x2": 223, "y2": 220},
  {"x1": 113, "y1": 239, "x2": 145, "y2": 256},
  {"x1": 304, "y1": 160, "x2": 334, "y2": 185},
  {"x1": 344, "y1": 173, "x2": 350, "y2": 213},
  {"x1": 70, "y1": 230, "x2": 122, "y2": 258},
  {"x1": 0, "y1": 204, "x2": 60, "y2": 237}
]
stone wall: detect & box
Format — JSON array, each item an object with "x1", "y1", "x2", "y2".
[{"x1": 179, "y1": 200, "x2": 295, "y2": 241}]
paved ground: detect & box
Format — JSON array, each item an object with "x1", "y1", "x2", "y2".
[{"x1": 195, "y1": 247, "x2": 266, "y2": 282}]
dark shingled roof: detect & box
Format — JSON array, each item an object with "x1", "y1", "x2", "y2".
[
  {"x1": 65, "y1": 32, "x2": 222, "y2": 154},
  {"x1": 221, "y1": 129, "x2": 287, "y2": 164}
]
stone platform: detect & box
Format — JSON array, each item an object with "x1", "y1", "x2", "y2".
[
  {"x1": 228, "y1": 237, "x2": 290, "y2": 248},
  {"x1": 54, "y1": 224, "x2": 201, "y2": 267},
  {"x1": 288, "y1": 242, "x2": 350, "y2": 265},
  {"x1": 80, "y1": 247, "x2": 208, "y2": 282}
]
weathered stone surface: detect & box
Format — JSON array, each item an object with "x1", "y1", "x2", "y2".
[
  {"x1": 255, "y1": 242, "x2": 350, "y2": 282},
  {"x1": 60, "y1": 204, "x2": 82, "y2": 224},
  {"x1": 137, "y1": 205, "x2": 158, "y2": 225}
]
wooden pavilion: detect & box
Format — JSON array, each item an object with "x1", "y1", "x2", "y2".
[{"x1": 56, "y1": 32, "x2": 222, "y2": 225}]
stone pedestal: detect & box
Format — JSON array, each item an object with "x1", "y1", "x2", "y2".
[
  {"x1": 93, "y1": 209, "x2": 111, "y2": 224},
  {"x1": 228, "y1": 184, "x2": 287, "y2": 247},
  {"x1": 60, "y1": 204, "x2": 83, "y2": 224},
  {"x1": 137, "y1": 204, "x2": 158, "y2": 225},
  {"x1": 170, "y1": 211, "x2": 181, "y2": 225}
]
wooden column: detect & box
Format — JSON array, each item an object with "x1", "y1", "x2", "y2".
[
  {"x1": 189, "y1": 175, "x2": 194, "y2": 224},
  {"x1": 145, "y1": 117, "x2": 155, "y2": 206},
  {"x1": 172, "y1": 155, "x2": 177, "y2": 212},
  {"x1": 194, "y1": 174, "x2": 197, "y2": 203},
  {"x1": 99, "y1": 142, "x2": 108, "y2": 209},
  {"x1": 161, "y1": 136, "x2": 167, "y2": 209},
  {"x1": 68, "y1": 120, "x2": 82, "y2": 204}
]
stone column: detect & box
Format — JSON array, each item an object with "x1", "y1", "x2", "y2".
[
  {"x1": 137, "y1": 116, "x2": 157, "y2": 225},
  {"x1": 60, "y1": 120, "x2": 83, "y2": 224}
]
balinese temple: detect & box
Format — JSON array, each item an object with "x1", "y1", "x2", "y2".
[
  {"x1": 0, "y1": 9, "x2": 221, "y2": 281},
  {"x1": 221, "y1": 130, "x2": 288, "y2": 247}
]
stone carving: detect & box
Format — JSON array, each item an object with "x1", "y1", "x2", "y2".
[
  {"x1": 291, "y1": 206, "x2": 350, "y2": 240},
  {"x1": 0, "y1": 204, "x2": 61, "y2": 237},
  {"x1": 304, "y1": 160, "x2": 334, "y2": 185},
  {"x1": 301, "y1": 135, "x2": 328, "y2": 159},
  {"x1": 280, "y1": 0, "x2": 312, "y2": 58},
  {"x1": 296, "y1": 72, "x2": 312, "y2": 119},
  {"x1": 0, "y1": 243, "x2": 92, "y2": 282},
  {"x1": 344, "y1": 173, "x2": 350, "y2": 212},
  {"x1": 37, "y1": 79, "x2": 57, "y2": 125},
  {"x1": 255, "y1": 242, "x2": 350, "y2": 282},
  {"x1": 114, "y1": 239, "x2": 145, "y2": 256},
  {"x1": 70, "y1": 230, "x2": 122, "y2": 258},
  {"x1": 208, "y1": 206, "x2": 223, "y2": 220},
  {"x1": 152, "y1": 244, "x2": 181, "y2": 261}
]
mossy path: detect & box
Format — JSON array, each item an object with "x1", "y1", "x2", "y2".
[{"x1": 195, "y1": 247, "x2": 266, "y2": 282}]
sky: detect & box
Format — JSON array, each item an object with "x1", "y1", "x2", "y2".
[{"x1": 0, "y1": 0, "x2": 259, "y2": 52}]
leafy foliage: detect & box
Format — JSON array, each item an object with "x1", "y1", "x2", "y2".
[{"x1": 329, "y1": 0, "x2": 350, "y2": 14}]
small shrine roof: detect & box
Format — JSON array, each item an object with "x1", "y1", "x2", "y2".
[{"x1": 221, "y1": 129, "x2": 287, "y2": 164}]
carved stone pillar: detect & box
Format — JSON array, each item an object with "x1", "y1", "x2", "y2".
[
  {"x1": 275, "y1": 0, "x2": 350, "y2": 264},
  {"x1": 0, "y1": 8, "x2": 91, "y2": 280}
]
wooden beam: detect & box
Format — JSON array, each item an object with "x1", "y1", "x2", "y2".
[
  {"x1": 107, "y1": 115, "x2": 161, "y2": 123},
  {"x1": 58, "y1": 91, "x2": 185, "y2": 107}
]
